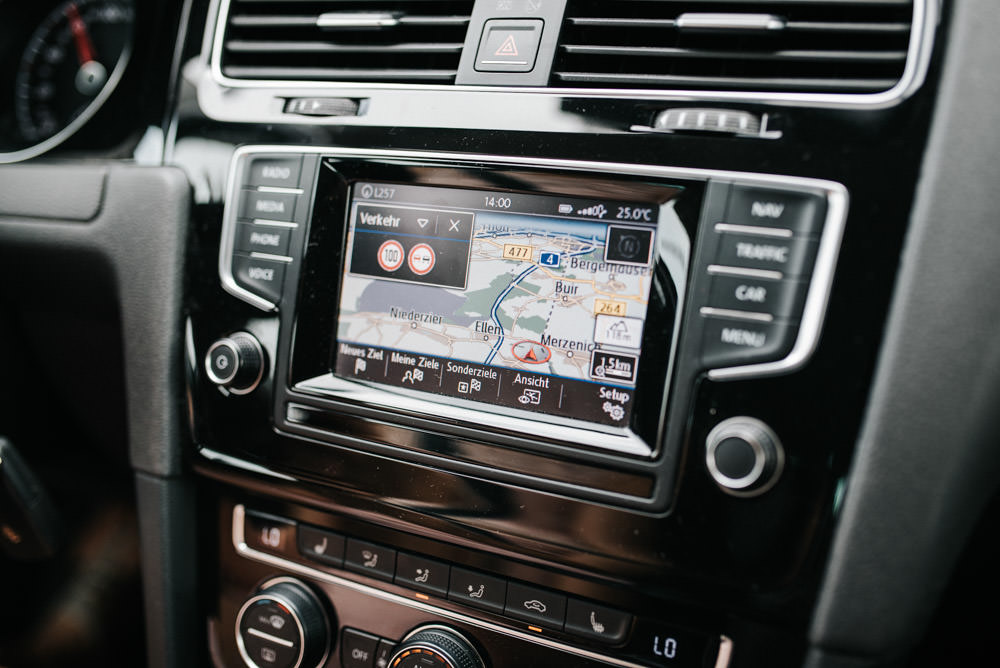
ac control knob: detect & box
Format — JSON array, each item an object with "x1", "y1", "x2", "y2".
[
  {"x1": 387, "y1": 625, "x2": 485, "y2": 668},
  {"x1": 705, "y1": 417, "x2": 785, "y2": 497},
  {"x1": 235, "y1": 578, "x2": 331, "y2": 668},
  {"x1": 205, "y1": 331, "x2": 265, "y2": 394}
]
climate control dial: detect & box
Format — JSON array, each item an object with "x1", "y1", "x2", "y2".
[
  {"x1": 235, "y1": 578, "x2": 331, "y2": 668},
  {"x1": 387, "y1": 625, "x2": 485, "y2": 668}
]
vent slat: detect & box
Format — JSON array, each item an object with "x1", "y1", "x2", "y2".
[
  {"x1": 220, "y1": 0, "x2": 473, "y2": 84},
  {"x1": 555, "y1": 0, "x2": 916, "y2": 94}
]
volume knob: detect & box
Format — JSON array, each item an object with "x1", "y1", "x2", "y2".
[
  {"x1": 705, "y1": 417, "x2": 785, "y2": 497},
  {"x1": 205, "y1": 331, "x2": 266, "y2": 395}
]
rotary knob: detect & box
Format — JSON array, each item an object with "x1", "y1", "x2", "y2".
[
  {"x1": 705, "y1": 417, "x2": 785, "y2": 497},
  {"x1": 387, "y1": 625, "x2": 485, "y2": 668},
  {"x1": 235, "y1": 578, "x2": 331, "y2": 668},
  {"x1": 205, "y1": 331, "x2": 265, "y2": 394}
]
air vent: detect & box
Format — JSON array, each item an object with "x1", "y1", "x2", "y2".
[
  {"x1": 553, "y1": 0, "x2": 917, "y2": 94},
  {"x1": 219, "y1": 0, "x2": 474, "y2": 84}
]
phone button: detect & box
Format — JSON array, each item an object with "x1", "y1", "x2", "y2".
[{"x1": 296, "y1": 524, "x2": 346, "y2": 567}]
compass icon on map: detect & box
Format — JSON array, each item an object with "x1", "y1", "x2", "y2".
[{"x1": 512, "y1": 340, "x2": 551, "y2": 364}]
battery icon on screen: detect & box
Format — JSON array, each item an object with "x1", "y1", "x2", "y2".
[{"x1": 558, "y1": 204, "x2": 574, "y2": 214}]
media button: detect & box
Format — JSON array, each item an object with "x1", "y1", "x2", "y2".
[
  {"x1": 448, "y1": 567, "x2": 506, "y2": 614},
  {"x1": 240, "y1": 190, "x2": 298, "y2": 222}
]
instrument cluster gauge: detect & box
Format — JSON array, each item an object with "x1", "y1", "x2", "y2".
[{"x1": 7, "y1": 0, "x2": 134, "y2": 161}]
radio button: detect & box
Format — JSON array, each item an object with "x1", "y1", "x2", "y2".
[
  {"x1": 247, "y1": 156, "x2": 302, "y2": 189},
  {"x1": 236, "y1": 222, "x2": 293, "y2": 257},
  {"x1": 448, "y1": 567, "x2": 506, "y2": 614},
  {"x1": 715, "y1": 233, "x2": 818, "y2": 277},
  {"x1": 706, "y1": 273, "x2": 806, "y2": 320},
  {"x1": 726, "y1": 186, "x2": 826, "y2": 236},
  {"x1": 504, "y1": 581, "x2": 567, "y2": 630},
  {"x1": 233, "y1": 254, "x2": 287, "y2": 304},
  {"x1": 240, "y1": 189, "x2": 298, "y2": 222},
  {"x1": 701, "y1": 316, "x2": 796, "y2": 369}
]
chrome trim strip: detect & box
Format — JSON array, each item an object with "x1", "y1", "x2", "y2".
[
  {"x1": 252, "y1": 219, "x2": 298, "y2": 228},
  {"x1": 713, "y1": 223, "x2": 793, "y2": 238},
  {"x1": 676, "y1": 13, "x2": 786, "y2": 32},
  {"x1": 707, "y1": 265, "x2": 784, "y2": 280},
  {"x1": 199, "y1": 447, "x2": 297, "y2": 481},
  {"x1": 205, "y1": 0, "x2": 936, "y2": 111},
  {"x1": 231, "y1": 505, "x2": 726, "y2": 668},
  {"x1": 699, "y1": 307, "x2": 774, "y2": 323},
  {"x1": 245, "y1": 628, "x2": 294, "y2": 647},
  {"x1": 249, "y1": 251, "x2": 293, "y2": 263},
  {"x1": 257, "y1": 186, "x2": 304, "y2": 195},
  {"x1": 715, "y1": 636, "x2": 734, "y2": 668},
  {"x1": 317, "y1": 12, "x2": 400, "y2": 30}
]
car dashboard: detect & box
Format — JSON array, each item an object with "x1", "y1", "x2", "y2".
[{"x1": 2, "y1": 1, "x2": 1000, "y2": 668}]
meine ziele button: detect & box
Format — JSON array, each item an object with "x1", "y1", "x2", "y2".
[
  {"x1": 701, "y1": 316, "x2": 797, "y2": 369},
  {"x1": 565, "y1": 599, "x2": 632, "y2": 644},
  {"x1": 727, "y1": 185, "x2": 826, "y2": 236},
  {"x1": 247, "y1": 156, "x2": 302, "y2": 189},
  {"x1": 296, "y1": 524, "x2": 345, "y2": 567},
  {"x1": 716, "y1": 233, "x2": 819, "y2": 277},
  {"x1": 344, "y1": 539, "x2": 396, "y2": 582},
  {"x1": 236, "y1": 223, "x2": 293, "y2": 257},
  {"x1": 240, "y1": 189, "x2": 298, "y2": 222},
  {"x1": 504, "y1": 581, "x2": 567, "y2": 630},
  {"x1": 448, "y1": 567, "x2": 507, "y2": 615},
  {"x1": 707, "y1": 273, "x2": 806, "y2": 320},
  {"x1": 232, "y1": 253, "x2": 287, "y2": 304}
]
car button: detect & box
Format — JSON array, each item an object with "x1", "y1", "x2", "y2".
[
  {"x1": 475, "y1": 19, "x2": 543, "y2": 73},
  {"x1": 448, "y1": 567, "x2": 507, "y2": 615},
  {"x1": 564, "y1": 599, "x2": 632, "y2": 644},
  {"x1": 232, "y1": 253, "x2": 287, "y2": 304},
  {"x1": 344, "y1": 539, "x2": 396, "y2": 582},
  {"x1": 244, "y1": 511, "x2": 296, "y2": 558},
  {"x1": 707, "y1": 272, "x2": 806, "y2": 320},
  {"x1": 296, "y1": 524, "x2": 345, "y2": 567},
  {"x1": 236, "y1": 223, "x2": 293, "y2": 257},
  {"x1": 701, "y1": 316, "x2": 797, "y2": 369},
  {"x1": 240, "y1": 189, "x2": 298, "y2": 222},
  {"x1": 247, "y1": 156, "x2": 302, "y2": 189},
  {"x1": 504, "y1": 581, "x2": 567, "y2": 630},
  {"x1": 726, "y1": 185, "x2": 826, "y2": 236},
  {"x1": 342, "y1": 628, "x2": 379, "y2": 668},
  {"x1": 715, "y1": 233, "x2": 818, "y2": 277},
  {"x1": 394, "y1": 552, "x2": 450, "y2": 597}
]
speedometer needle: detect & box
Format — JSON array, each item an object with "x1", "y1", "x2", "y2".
[{"x1": 66, "y1": 3, "x2": 97, "y2": 65}]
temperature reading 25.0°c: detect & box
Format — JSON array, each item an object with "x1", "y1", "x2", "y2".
[{"x1": 616, "y1": 206, "x2": 654, "y2": 222}]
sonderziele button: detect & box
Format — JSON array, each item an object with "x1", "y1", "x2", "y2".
[
  {"x1": 232, "y1": 253, "x2": 287, "y2": 304},
  {"x1": 715, "y1": 233, "x2": 818, "y2": 278},
  {"x1": 726, "y1": 185, "x2": 826, "y2": 236},
  {"x1": 701, "y1": 316, "x2": 797, "y2": 369}
]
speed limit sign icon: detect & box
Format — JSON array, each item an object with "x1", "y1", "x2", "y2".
[{"x1": 377, "y1": 239, "x2": 405, "y2": 272}]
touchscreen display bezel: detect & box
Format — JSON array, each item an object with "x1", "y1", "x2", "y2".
[{"x1": 288, "y1": 158, "x2": 703, "y2": 459}]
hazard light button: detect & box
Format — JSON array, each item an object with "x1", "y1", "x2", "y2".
[{"x1": 475, "y1": 19, "x2": 543, "y2": 73}]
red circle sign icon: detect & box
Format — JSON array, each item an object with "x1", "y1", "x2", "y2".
[
  {"x1": 408, "y1": 243, "x2": 436, "y2": 276},
  {"x1": 377, "y1": 239, "x2": 404, "y2": 272}
]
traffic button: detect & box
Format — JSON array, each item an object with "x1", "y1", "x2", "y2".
[{"x1": 475, "y1": 19, "x2": 543, "y2": 73}]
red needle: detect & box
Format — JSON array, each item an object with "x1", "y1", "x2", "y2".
[{"x1": 66, "y1": 3, "x2": 97, "y2": 64}]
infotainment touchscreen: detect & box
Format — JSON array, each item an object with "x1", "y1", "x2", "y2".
[{"x1": 332, "y1": 182, "x2": 682, "y2": 429}]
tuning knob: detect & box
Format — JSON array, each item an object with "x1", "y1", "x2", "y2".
[
  {"x1": 705, "y1": 417, "x2": 785, "y2": 497},
  {"x1": 205, "y1": 331, "x2": 265, "y2": 394},
  {"x1": 235, "y1": 578, "x2": 331, "y2": 668},
  {"x1": 387, "y1": 625, "x2": 485, "y2": 668}
]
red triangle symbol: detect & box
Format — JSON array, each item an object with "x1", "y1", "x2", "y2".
[
  {"x1": 525, "y1": 348, "x2": 537, "y2": 361},
  {"x1": 495, "y1": 34, "x2": 519, "y2": 57}
]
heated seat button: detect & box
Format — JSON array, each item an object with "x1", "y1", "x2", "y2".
[
  {"x1": 247, "y1": 156, "x2": 302, "y2": 189},
  {"x1": 394, "y1": 552, "x2": 450, "y2": 597},
  {"x1": 232, "y1": 253, "x2": 287, "y2": 304},
  {"x1": 240, "y1": 189, "x2": 298, "y2": 222},
  {"x1": 565, "y1": 599, "x2": 632, "y2": 644},
  {"x1": 504, "y1": 581, "x2": 567, "y2": 630},
  {"x1": 716, "y1": 233, "x2": 818, "y2": 277},
  {"x1": 244, "y1": 511, "x2": 296, "y2": 558},
  {"x1": 448, "y1": 567, "x2": 507, "y2": 614},
  {"x1": 707, "y1": 273, "x2": 806, "y2": 320},
  {"x1": 344, "y1": 539, "x2": 396, "y2": 582},
  {"x1": 701, "y1": 316, "x2": 797, "y2": 369},
  {"x1": 236, "y1": 223, "x2": 293, "y2": 257},
  {"x1": 342, "y1": 628, "x2": 379, "y2": 668},
  {"x1": 726, "y1": 186, "x2": 826, "y2": 236},
  {"x1": 296, "y1": 524, "x2": 345, "y2": 567}
]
